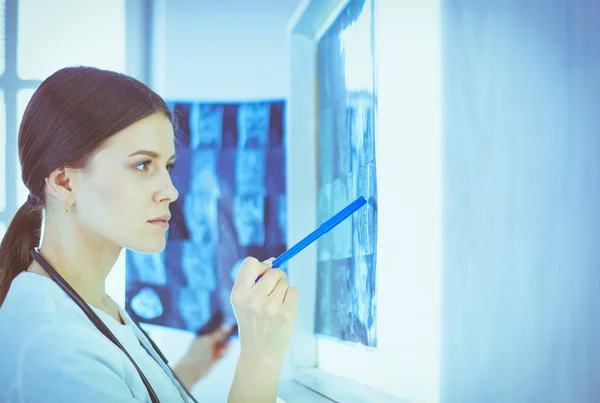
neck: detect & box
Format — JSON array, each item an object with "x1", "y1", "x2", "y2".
[{"x1": 31, "y1": 215, "x2": 122, "y2": 309}]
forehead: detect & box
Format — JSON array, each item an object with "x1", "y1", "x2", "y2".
[{"x1": 97, "y1": 112, "x2": 175, "y2": 157}]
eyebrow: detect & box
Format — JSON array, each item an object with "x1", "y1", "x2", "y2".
[{"x1": 128, "y1": 150, "x2": 177, "y2": 161}]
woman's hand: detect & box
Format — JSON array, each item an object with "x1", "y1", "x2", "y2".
[
  {"x1": 227, "y1": 257, "x2": 298, "y2": 403},
  {"x1": 230, "y1": 257, "x2": 298, "y2": 365},
  {"x1": 173, "y1": 324, "x2": 232, "y2": 389}
]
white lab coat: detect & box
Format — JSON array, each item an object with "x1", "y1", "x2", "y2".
[{"x1": 0, "y1": 272, "x2": 193, "y2": 402}]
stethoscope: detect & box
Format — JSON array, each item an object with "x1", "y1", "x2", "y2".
[{"x1": 30, "y1": 248, "x2": 199, "y2": 403}]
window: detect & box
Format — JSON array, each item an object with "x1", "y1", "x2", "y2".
[
  {"x1": 2, "y1": 0, "x2": 127, "y2": 219},
  {"x1": 0, "y1": 90, "x2": 5, "y2": 212},
  {"x1": 17, "y1": 0, "x2": 126, "y2": 80},
  {"x1": 15, "y1": 88, "x2": 33, "y2": 207},
  {"x1": 0, "y1": 0, "x2": 6, "y2": 239},
  {"x1": 1, "y1": 1, "x2": 139, "y2": 301},
  {"x1": 0, "y1": 0, "x2": 5, "y2": 76}
]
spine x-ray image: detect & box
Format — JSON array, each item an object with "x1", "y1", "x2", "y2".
[
  {"x1": 125, "y1": 100, "x2": 287, "y2": 334},
  {"x1": 314, "y1": 0, "x2": 378, "y2": 347}
]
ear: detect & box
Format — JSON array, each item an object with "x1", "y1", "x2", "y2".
[{"x1": 45, "y1": 166, "x2": 81, "y2": 205}]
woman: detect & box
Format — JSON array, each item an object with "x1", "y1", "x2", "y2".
[{"x1": 0, "y1": 67, "x2": 298, "y2": 403}]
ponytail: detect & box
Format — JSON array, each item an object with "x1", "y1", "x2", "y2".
[{"x1": 0, "y1": 198, "x2": 42, "y2": 305}]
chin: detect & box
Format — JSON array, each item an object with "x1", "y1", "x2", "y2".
[{"x1": 126, "y1": 237, "x2": 167, "y2": 255}]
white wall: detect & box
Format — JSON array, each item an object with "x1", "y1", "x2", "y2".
[
  {"x1": 441, "y1": 1, "x2": 600, "y2": 401},
  {"x1": 152, "y1": 0, "x2": 301, "y2": 101},
  {"x1": 147, "y1": 1, "x2": 302, "y2": 402}
]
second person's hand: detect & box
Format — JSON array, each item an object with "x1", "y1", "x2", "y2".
[{"x1": 172, "y1": 324, "x2": 232, "y2": 389}]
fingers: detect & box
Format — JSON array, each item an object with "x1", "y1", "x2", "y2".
[
  {"x1": 216, "y1": 341, "x2": 230, "y2": 350},
  {"x1": 268, "y1": 274, "x2": 289, "y2": 303},
  {"x1": 283, "y1": 286, "x2": 299, "y2": 312},
  {"x1": 231, "y1": 256, "x2": 293, "y2": 315},
  {"x1": 229, "y1": 255, "x2": 298, "y2": 362},
  {"x1": 266, "y1": 283, "x2": 297, "y2": 330},
  {"x1": 216, "y1": 341, "x2": 230, "y2": 353},
  {"x1": 213, "y1": 341, "x2": 230, "y2": 361},
  {"x1": 254, "y1": 258, "x2": 275, "y2": 282},
  {"x1": 209, "y1": 323, "x2": 234, "y2": 343},
  {"x1": 254, "y1": 268, "x2": 286, "y2": 296},
  {"x1": 232, "y1": 257, "x2": 265, "y2": 291}
]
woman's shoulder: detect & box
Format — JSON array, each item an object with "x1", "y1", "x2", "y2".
[
  {"x1": 0, "y1": 273, "x2": 133, "y2": 401},
  {"x1": 1, "y1": 272, "x2": 80, "y2": 327},
  {"x1": 0, "y1": 272, "x2": 115, "y2": 356},
  {"x1": 1, "y1": 272, "x2": 59, "y2": 326}
]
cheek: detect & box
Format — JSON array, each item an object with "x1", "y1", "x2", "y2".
[
  {"x1": 90, "y1": 176, "x2": 127, "y2": 208},
  {"x1": 76, "y1": 170, "x2": 166, "y2": 253},
  {"x1": 78, "y1": 173, "x2": 139, "y2": 229}
]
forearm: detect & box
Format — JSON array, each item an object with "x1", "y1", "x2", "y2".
[{"x1": 228, "y1": 354, "x2": 283, "y2": 403}]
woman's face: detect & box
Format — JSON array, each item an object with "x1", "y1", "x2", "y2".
[{"x1": 72, "y1": 112, "x2": 179, "y2": 253}]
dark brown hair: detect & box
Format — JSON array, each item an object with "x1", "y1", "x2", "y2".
[{"x1": 0, "y1": 66, "x2": 172, "y2": 305}]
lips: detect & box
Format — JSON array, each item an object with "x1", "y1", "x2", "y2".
[{"x1": 148, "y1": 215, "x2": 171, "y2": 229}]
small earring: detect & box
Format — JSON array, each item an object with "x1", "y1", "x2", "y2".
[{"x1": 64, "y1": 201, "x2": 70, "y2": 215}]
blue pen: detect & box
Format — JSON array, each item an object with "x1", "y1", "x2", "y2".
[{"x1": 256, "y1": 196, "x2": 368, "y2": 282}]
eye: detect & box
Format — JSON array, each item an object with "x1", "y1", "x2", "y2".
[
  {"x1": 134, "y1": 160, "x2": 152, "y2": 172},
  {"x1": 167, "y1": 162, "x2": 176, "y2": 172}
]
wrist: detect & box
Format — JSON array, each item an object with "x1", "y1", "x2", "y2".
[
  {"x1": 238, "y1": 352, "x2": 284, "y2": 373},
  {"x1": 230, "y1": 353, "x2": 283, "y2": 403}
]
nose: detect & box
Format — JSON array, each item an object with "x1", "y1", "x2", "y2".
[{"x1": 155, "y1": 171, "x2": 179, "y2": 204}]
